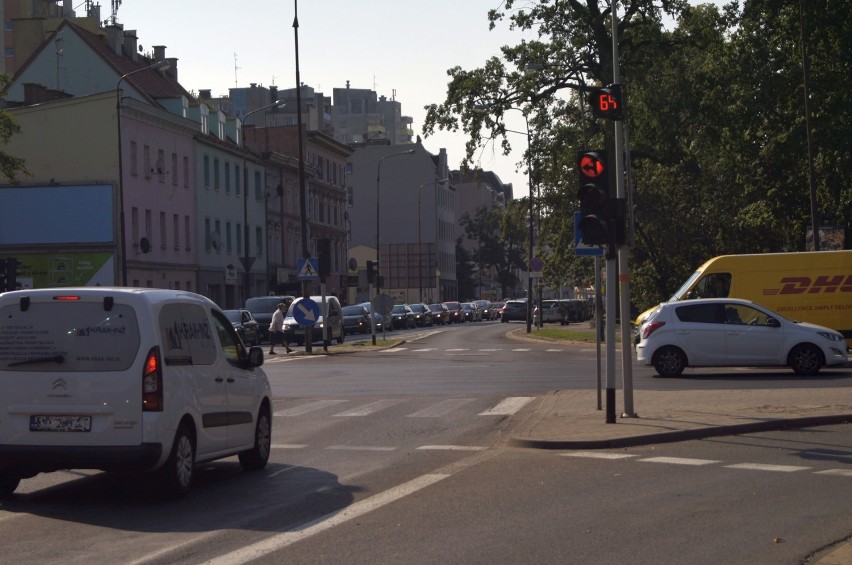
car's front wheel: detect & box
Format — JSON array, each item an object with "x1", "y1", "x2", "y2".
[
  {"x1": 788, "y1": 344, "x2": 822, "y2": 376},
  {"x1": 652, "y1": 346, "x2": 687, "y2": 377},
  {"x1": 239, "y1": 405, "x2": 271, "y2": 471},
  {"x1": 0, "y1": 472, "x2": 21, "y2": 497}
]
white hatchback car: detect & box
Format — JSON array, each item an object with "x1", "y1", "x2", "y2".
[
  {"x1": 636, "y1": 298, "x2": 848, "y2": 377},
  {"x1": 0, "y1": 288, "x2": 272, "y2": 497}
]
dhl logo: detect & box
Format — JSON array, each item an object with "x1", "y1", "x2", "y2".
[{"x1": 763, "y1": 275, "x2": 852, "y2": 295}]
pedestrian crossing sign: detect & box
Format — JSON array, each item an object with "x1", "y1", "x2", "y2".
[{"x1": 297, "y1": 258, "x2": 320, "y2": 280}]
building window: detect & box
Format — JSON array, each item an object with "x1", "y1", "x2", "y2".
[
  {"x1": 173, "y1": 214, "x2": 180, "y2": 250},
  {"x1": 143, "y1": 145, "x2": 151, "y2": 179},
  {"x1": 203, "y1": 155, "x2": 210, "y2": 188},
  {"x1": 213, "y1": 158, "x2": 220, "y2": 190},
  {"x1": 185, "y1": 215, "x2": 191, "y2": 250},
  {"x1": 159, "y1": 211, "x2": 166, "y2": 248},
  {"x1": 157, "y1": 149, "x2": 165, "y2": 182},
  {"x1": 235, "y1": 164, "x2": 241, "y2": 196},
  {"x1": 130, "y1": 142, "x2": 138, "y2": 176},
  {"x1": 171, "y1": 153, "x2": 178, "y2": 185},
  {"x1": 226, "y1": 221, "x2": 232, "y2": 253},
  {"x1": 205, "y1": 218, "x2": 211, "y2": 251},
  {"x1": 256, "y1": 226, "x2": 263, "y2": 256},
  {"x1": 145, "y1": 209, "x2": 152, "y2": 241},
  {"x1": 214, "y1": 219, "x2": 222, "y2": 253},
  {"x1": 183, "y1": 156, "x2": 190, "y2": 188},
  {"x1": 131, "y1": 207, "x2": 139, "y2": 245},
  {"x1": 225, "y1": 162, "x2": 231, "y2": 194},
  {"x1": 236, "y1": 223, "x2": 242, "y2": 254}
]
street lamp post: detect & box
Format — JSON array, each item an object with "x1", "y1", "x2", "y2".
[
  {"x1": 417, "y1": 177, "x2": 449, "y2": 302},
  {"x1": 241, "y1": 99, "x2": 286, "y2": 303},
  {"x1": 373, "y1": 149, "x2": 414, "y2": 344},
  {"x1": 116, "y1": 59, "x2": 170, "y2": 286}
]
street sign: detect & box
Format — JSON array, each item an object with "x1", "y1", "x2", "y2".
[
  {"x1": 297, "y1": 258, "x2": 320, "y2": 280},
  {"x1": 292, "y1": 297, "x2": 320, "y2": 326},
  {"x1": 371, "y1": 293, "x2": 394, "y2": 317},
  {"x1": 529, "y1": 256, "x2": 544, "y2": 272}
]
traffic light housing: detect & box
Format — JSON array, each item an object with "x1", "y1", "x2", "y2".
[
  {"x1": 366, "y1": 260, "x2": 375, "y2": 284},
  {"x1": 588, "y1": 84, "x2": 623, "y2": 120},
  {"x1": 576, "y1": 150, "x2": 610, "y2": 246},
  {"x1": 316, "y1": 237, "x2": 331, "y2": 282}
]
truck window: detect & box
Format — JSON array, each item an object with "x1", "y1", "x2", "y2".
[{"x1": 688, "y1": 273, "x2": 731, "y2": 299}]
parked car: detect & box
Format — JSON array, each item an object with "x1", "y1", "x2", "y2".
[
  {"x1": 428, "y1": 303, "x2": 450, "y2": 325},
  {"x1": 245, "y1": 295, "x2": 295, "y2": 343},
  {"x1": 390, "y1": 304, "x2": 417, "y2": 329},
  {"x1": 493, "y1": 301, "x2": 507, "y2": 320},
  {"x1": 443, "y1": 301, "x2": 465, "y2": 324},
  {"x1": 223, "y1": 308, "x2": 261, "y2": 345},
  {"x1": 533, "y1": 300, "x2": 567, "y2": 325},
  {"x1": 409, "y1": 303, "x2": 434, "y2": 326},
  {"x1": 283, "y1": 295, "x2": 344, "y2": 345},
  {"x1": 501, "y1": 299, "x2": 529, "y2": 323},
  {"x1": 342, "y1": 304, "x2": 372, "y2": 334},
  {"x1": 461, "y1": 302, "x2": 483, "y2": 322},
  {"x1": 358, "y1": 302, "x2": 384, "y2": 331},
  {"x1": 0, "y1": 287, "x2": 271, "y2": 498},
  {"x1": 473, "y1": 299, "x2": 496, "y2": 320},
  {"x1": 636, "y1": 298, "x2": 848, "y2": 377}
]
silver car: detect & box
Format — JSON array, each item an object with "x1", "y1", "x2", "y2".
[{"x1": 636, "y1": 298, "x2": 848, "y2": 377}]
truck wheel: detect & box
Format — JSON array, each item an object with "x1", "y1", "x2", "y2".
[
  {"x1": 239, "y1": 405, "x2": 271, "y2": 471},
  {"x1": 789, "y1": 344, "x2": 822, "y2": 376}
]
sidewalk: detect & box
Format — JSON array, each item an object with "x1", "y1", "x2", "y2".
[{"x1": 507, "y1": 387, "x2": 852, "y2": 449}]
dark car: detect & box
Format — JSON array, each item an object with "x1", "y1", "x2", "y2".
[
  {"x1": 428, "y1": 303, "x2": 450, "y2": 325},
  {"x1": 409, "y1": 303, "x2": 434, "y2": 326},
  {"x1": 390, "y1": 304, "x2": 417, "y2": 329},
  {"x1": 245, "y1": 295, "x2": 295, "y2": 343},
  {"x1": 357, "y1": 302, "x2": 384, "y2": 331},
  {"x1": 443, "y1": 301, "x2": 465, "y2": 324},
  {"x1": 501, "y1": 299, "x2": 529, "y2": 323},
  {"x1": 342, "y1": 304, "x2": 372, "y2": 334},
  {"x1": 461, "y1": 302, "x2": 483, "y2": 322},
  {"x1": 473, "y1": 299, "x2": 496, "y2": 320},
  {"x1": 223, "y1": 308, "x2": 260, "y2": 345}
]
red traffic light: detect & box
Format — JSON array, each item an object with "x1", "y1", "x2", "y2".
[
  {"x1": 588, "y1": 84, "x2": 623, "y2": 120},
  {"x1": 577, "y1": 151, "x2": 607, "y2": 180}
]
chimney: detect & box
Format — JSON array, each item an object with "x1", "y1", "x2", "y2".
[
  {"x1": 166, "y1": 57, "x2": 178, "y2": 81},
  {"x1": 104, "y1": 24, "x2": 124, "y2": 57},
  {"x1": 199, "y1": 89, "x2": 212, "y2": 100},
  {"x1": 123, "y1": 30, "x2": 138, "y2": 62},
  {"x1": 153, "y1": 45, "x2": 166, "y2": 62}
]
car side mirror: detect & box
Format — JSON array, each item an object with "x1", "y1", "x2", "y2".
[
  {"x1": 247, "y1": 346, "x2": 265, "y2": 367},
  {"x1": 766, "y1": 317, "x2": 781, "y2": 328}
]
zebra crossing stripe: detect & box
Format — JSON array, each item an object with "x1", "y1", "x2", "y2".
[
  {"x1": 562, "y1": 452, "x2": 636, "y2": 460},
  {"x1": 478, "y1": 396, "x2": 535, "y2": 416},
  {"x1": 408, "y1": 398, "x2": 476, "y2": 417},
  {"x1": 333, "y1": 399, "x2": 404, "y2": 417},
  {"x1": 640, "y1": 457, "x2": 720, "y2": 466},
  {"x1": 275, "y1": 399, "x2": 347, "y2": 417},
  {"x1": 417, "y1": 445, "x2": 488, "y2": 451},
  {"x1": 725, "y1": 463, "x2": 810, "y2": 473},
  {"x1": 814, "y1": 469, "x2": 852, "y2": 476}
]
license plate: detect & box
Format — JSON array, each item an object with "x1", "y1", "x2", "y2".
[{"x1": 30, "y1": 415, "x2": 92, "y2": 432}]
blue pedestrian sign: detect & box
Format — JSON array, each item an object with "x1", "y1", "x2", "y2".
[
  {"x1": 292, "y1": 297, "x2": 320, "y2": 326},
  {"x1": 297, "y1": 258, "x2": 320, "y2": 280}
]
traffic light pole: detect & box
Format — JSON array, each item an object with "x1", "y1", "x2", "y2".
[{"x1": 610, "y1": 0, "x2": 636, "y2": 418}]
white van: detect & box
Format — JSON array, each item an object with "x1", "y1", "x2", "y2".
[
  {"x1": 282, "y1": 295, "x2": 344, "y2": 345},
  {"x1": 0, "y1": 287, "x2": 272, "y2": 497}
]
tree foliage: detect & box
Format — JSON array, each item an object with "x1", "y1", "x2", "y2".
[
  {"x1": 424, "y1": 0, "x2": 850, "y2": 313},
  {"x1": 0, "y1": 74, "x2": 28, "y2": 183}
]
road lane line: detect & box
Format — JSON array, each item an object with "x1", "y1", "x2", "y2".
[
  {"x1": 725, "y1": 463, "x2": 810, "y2": 473},
  {"x1": 332, "y1": 399, "x2": 404, "y2": 417},
  {"x1": 417, "y1": 445, "x2": 488, "y2": 451},
  {"x1": 639, "y1": 457, "x2": 720, "y2": 466},
  {"x1": 562, "y1": 452, "x2": 637, "y2": 460},
  {"x1": 814, "y1": 469, "x2": 852, "y2": 476},
  {"x1": 327, "y1": 445, "x2": 397, "y2": 451},
  {"x1": 274, "y1": 399, "x2": 347, "y2": 417},
  {"x1": 408, "y1": 398, "x2": 476, "y2": 417}
]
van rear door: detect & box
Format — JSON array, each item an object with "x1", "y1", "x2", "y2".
[{"x1": 0, "y1": 293, "x2": 144, "y2": 447}]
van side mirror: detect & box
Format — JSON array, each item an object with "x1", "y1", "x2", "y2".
[{"x1": 247, "y1": 346, "x2": 265, "y2": 367}]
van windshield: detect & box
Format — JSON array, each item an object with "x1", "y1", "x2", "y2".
[{"x1": 670, "y1": 270, "x2": 703, "y2": 301}]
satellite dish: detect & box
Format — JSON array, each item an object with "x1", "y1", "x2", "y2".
[
  {"x1": 210, "y1": 232, "x2": 222, "y2": 251},
  {"x1": 139, "y1": 237, "x2": 151, "y2": 254}
]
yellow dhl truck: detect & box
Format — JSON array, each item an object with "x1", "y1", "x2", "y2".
[{"x1": 635, "y1": 251, "x2": 852, "y2": 348}]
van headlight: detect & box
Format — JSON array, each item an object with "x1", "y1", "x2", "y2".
[{"x1": 817, "y1": 331, "x2": 844, "y2": 343}]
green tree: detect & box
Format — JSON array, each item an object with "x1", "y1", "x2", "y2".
[
  {"x1": 0, "y1": 74, "x2": 28, "y2": 183},
  {"x1": 455, "y1": 237, "x2": 478, "y2": 300}
]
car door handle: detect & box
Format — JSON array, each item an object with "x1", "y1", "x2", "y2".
[{"x1": 226, "y1": 378, "x2": 235, "y2": 383}]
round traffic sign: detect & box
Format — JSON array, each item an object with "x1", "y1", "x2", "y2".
[
  {"x1": 292, "y1": 297, "x2": 321, "y2": 326},
  {"x1": 529, "y1": 256, "x2": 544, "y2": 272}
]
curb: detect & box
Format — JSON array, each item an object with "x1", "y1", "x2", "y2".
[{"x1": 509, "y1": 413, "x2": 852, "y2": 450}]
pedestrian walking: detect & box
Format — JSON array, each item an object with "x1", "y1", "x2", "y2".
[{"x1": 268, "y1": 302, "x2": 292, "y2": 354}]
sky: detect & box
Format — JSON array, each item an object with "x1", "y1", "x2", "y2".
[
  {"x1": 116, "y1": 1, "x2": 718, "y2": 199},
  {"x1": 116, "y1": 0, "x2": 535, "y2": 196}
]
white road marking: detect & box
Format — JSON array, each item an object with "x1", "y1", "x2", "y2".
[
  {"x1": 511, "y1": 348, "x2": 532, "y2": 352},
  {"x1": 639, "y1": 457, "x2": 720, "y2": 466},
  {"x1": 327, "y1": 445, "x2": 397, "y2": 452},
  {"x1": 333, "y1": 399, "x2": 404, "y2": 417},
  {"x1": 271, "y1": 444, "x2": 307, "y2": 449},
  {"x1": 725, "y1": 463, "x2": 810, "y2": 473},
  {"x1": 408, "y1": 398, "x2": 476, "y2": 417},
  {"x1": 546, "y1": 349, "x2": 564, "y2": 352},
  {"x1": 274, "y1": 399, "x2": 347, "y2": 417},
  {"x1": 417, "y1": 445, "x2": 488, "y2": 451},
  {"x1": 562, "y1": 452, "x2": 637, "y2": 460},
  {"x1": 479, "y1": 348, "x2": 502, "y2": 352},
  {"x1": 412, "y1": 348, "x2": 437, "y2": 352},
  {"x1": 446, "y1": 348, "x2": 469, "y2": 352},
  {"x1": 815, "y1": 469, "x2": 852, "y2": 476},
  {"x1": 379, "y1": 348, "x2": 407, "y2": 353},
  {"x1": 478, "y1": 396, "x2": 535, "y2": 416}
]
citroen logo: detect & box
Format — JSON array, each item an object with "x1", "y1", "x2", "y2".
[{"x1": 52, "y1": 378, "x2": 67, "y2": 391}]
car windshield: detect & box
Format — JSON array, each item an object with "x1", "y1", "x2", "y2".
[
  {"x1": 245, "y1": 297, "x2": 281, "y2": 314},
  {"x1": 342, "y1": 306, "x2": 364, "y2": 316},
  {"x1": 410, "y1": 304, "x2": 425, "y2": 313},
  {"x1": 429, "y1": 305, "x2": 443, "y2": 312},
  {"x1": 223, "y1": 310, "x2": 241, "y2": 323},
  {"x1": 392, "y1": 305, "x2": 406, "y2": 313}
]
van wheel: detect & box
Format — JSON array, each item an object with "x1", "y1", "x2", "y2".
[
  {"x1": 789, "y1": 344, "x2": 822, "y2": 376},
  {"x1": 239, "y1": 406, "x2": 271, "y2": 471},
  {"x1": 158, "y1": 424, "x2": 195, "y2": 497},
  {"x1": 653, "y1": 346, "x2": 686, "y2": 377},
  {"x1": 0, "y1": 473, "x2": 21, "y2": 497}
]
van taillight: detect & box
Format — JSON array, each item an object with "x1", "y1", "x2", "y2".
[
  {"x1": 142, "y1": 346, "x2": 163, "y2": 412},
  {"x1": 642, "y1": 321, "x2": 665, "y2": 339}
]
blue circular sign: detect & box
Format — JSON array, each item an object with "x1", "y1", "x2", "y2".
[
  {"x1": 292, "y1": 298, "x2": 321, "y2": 326},
  {"x1": 529, "y1": 256, "x2": 544, "y2": 272}
]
